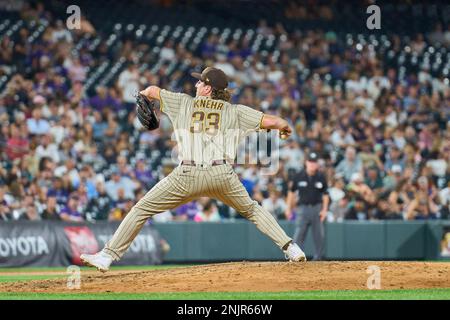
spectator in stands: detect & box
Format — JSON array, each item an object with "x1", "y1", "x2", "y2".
[
  {"x1": 335, "y1": 146, "x2": 363, "y2": 183},
  {"x1": 328, "y1": 176, "x2": 347, "y2": 220},
  {"x1": 439, "y1": 181, "x2": 450, "y2": 220},
  {"x1": 51, "y1": 20, "x2": 73, "y2": 43},
  {"x1": 41, "y1": 195, "x2": 61, "y2": 220},
  {"x1": 373, "y1": 196, "x2": 403, "y2": 220},
  {"x1": 406, "y1": 176, "x2": 440, "y2": 220},
  {"x1": 118, "y1": 63, "x2": 140, "y2": 110},
  {"x1": 262, "y1": 189, "x2": 287, "y2": 220},
  {"x1": 5, "y1": 123, "x2": 29, "y2": 160},
  {"x1": 116, "y1": 155, "x2": 133, "y2": 178},
  {"x1": 384, "y1": 146, "x2": 405, "y2": 172},
  {"x1": 215, "y1": 54, "x2": 235, "y2": 78},
  {"x1": 200, "y1": 34, "x2": 217, "y2": 59},
  {"x1": 0, "y1": 35, "x2": 13, "y2": 66},
  {"x1": 0, "y1": 184, "x2": 12, "y2": 221},
  {"x1": 103, "y1": 115, "x2": 121, "y2": 145},
  {"x1": 280, "y1": 139, "x2": 305, "y2": 172},
  {"x1": 151, "y1": 209, "x2": 173, "y2": 222},
  {"x1": 105, "y1": 170, "x2": 138, "y2": 201},
  {"x1": 328, "y1": 55, "x2": 348, "y2": 80},
  {"x1": 160, "y1": 40, "x2": 176, "y2": 62},
  {"x1": 387, "y1": 179, "x2": 409, "y2": 218},
  {"x1": 256, "y1": 19, "x2": 272, "y2": 36},
  {"x1": 90, "y1": 86, "x2": 110, "y2": 112},
  {"x1": 59, "y1": 194, "x2": 84, "y2": 222},
  {"x1": 347, "y1": 172, "x2": 376, "y2": 206},
  {"x1": 174, "y1": 201, "x2": 200, "y2": 221},
  {"x1": 330, "y1": 128, "x2": 355, "y2": 150},
  {"x1": 108, "y1": 207, "x2": 125, "y2": 221},
  {"x1": 194, "y1": 200, "x2": 221, "y2": 222},
  {"x1": 113, "y1": 188, "x2": 134, "y2": 215},
  {"x1": 235, "y1": 167, "x2": 255, "y2": 197},
  {"x1": 35, "y1": 134, "x2": 60, "y2": 163},
  {"x1": 85, "y1": 181, "x2": 113, "y2": 221},
  {"x1": 134, "y1": 159, "x2": 154, "y2": 189},
  {"x1": 345, "y1": 198, "x2": 368, "y2": 221},
  {"x1": 68, "y1": 58, "x2": 86, "y2": 82},
  {"x1": 92, "y1": 111, "x2": 108, "y2": 141},
  {"x1": 55, "y1": 159, "x2": 80, "y2": 188},
  {"x1": 382, "y1": 164, "x2": 404, "y2": 194},
  {"x1": 47, "y1": 177, "x2": 70, "y2": 205},
  {"x1": 15, "y1": 195, "x2": 37, "y2": 221},
  {"x1": 78, "y1": 165, "x2": 98, "y2": 200},
  {"x1": 27, "y1": 106, "x2": 50, "y2": 136},
  {"x1": 330, "y1": 195, "x2": 349, "y2": 222},
  {"x1": 23, "y1": 206, "x2": 40, "y2": 221},
  {"x1": 364, "y1": 166, "x2": 384, "y2": 196}
]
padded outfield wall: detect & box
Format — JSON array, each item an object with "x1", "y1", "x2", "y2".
[
  {"x1": 154, "y1": 220, "x2": 450, "y2": 262},
  {"x1": 0, "y1": 221, "x2": 449, "y2": 267}
]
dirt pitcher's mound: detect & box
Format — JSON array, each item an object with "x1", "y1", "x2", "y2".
[{"x1": 1, "y1": 261, "x2": 449, "y2": 293}]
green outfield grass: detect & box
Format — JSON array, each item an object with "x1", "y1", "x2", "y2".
[
  {"x1": 0, "y1": 266, "x2": 449, "y2": 300},
  {"x1": 0, "y1": 289, "x2": 449, "y2": 300}
]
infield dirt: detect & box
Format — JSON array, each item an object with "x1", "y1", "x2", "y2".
[{"x1": 0, "y1": 261, "x2": 449, "y2": 293}]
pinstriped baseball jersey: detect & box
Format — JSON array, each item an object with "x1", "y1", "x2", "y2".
[
  {"x1": 100, "y1": 90, "x2": 293, "y2": 262},
  {"x1": 159, "y1": 89, "x2": 263, "y2": 164}
]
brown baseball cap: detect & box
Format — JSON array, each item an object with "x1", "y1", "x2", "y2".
[{"x1": 191, "y1": 67, "x2": 228, "y2": 90}]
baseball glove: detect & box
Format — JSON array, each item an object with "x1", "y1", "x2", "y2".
[{"x1": 136, "y1": 93, "x2": 159, "y2": 130}]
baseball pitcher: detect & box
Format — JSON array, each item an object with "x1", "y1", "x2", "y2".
[{"x1": 81, "y1": 67, "x2": 306, "y2": 271}]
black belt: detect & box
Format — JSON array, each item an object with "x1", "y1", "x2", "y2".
[
  {"x1": 300, "y1": 203, "x2": 321, "y2": 206},
  {"x1": 181, "y1": 160, "x2": 227, "y2": 166}
]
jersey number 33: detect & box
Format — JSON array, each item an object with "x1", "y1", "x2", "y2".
[{"x1": 190, "y1": 111, "x2": 221, "y2": 135}]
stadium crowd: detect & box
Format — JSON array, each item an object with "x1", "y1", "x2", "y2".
[{"x1": 0, "y1": 1, "x2": 449, "y2": 223}]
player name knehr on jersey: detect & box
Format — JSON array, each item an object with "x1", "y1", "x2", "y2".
[{"x1": 194, "y1": 99, "x2": 224, "y2": 110}]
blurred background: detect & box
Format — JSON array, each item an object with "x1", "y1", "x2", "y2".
[{"x1": 0, "y1": 0, "x2": 449, "y2": 265}]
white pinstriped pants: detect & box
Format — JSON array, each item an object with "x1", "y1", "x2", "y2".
[{"x1": 103, "y1": 164, "x2": 292, "y2": 260}]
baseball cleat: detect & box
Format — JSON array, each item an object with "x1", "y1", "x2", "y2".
[
  {"x1": 284, "y1": 243, "x2": 307, "y2": 262},
  {"x1": 80, "y1": 251, "x2": 113, "y2": 272}
]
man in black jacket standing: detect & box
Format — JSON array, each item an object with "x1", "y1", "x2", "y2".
[{"x1": 285, "y1": 152, "x2": 330, "y2": 260}]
